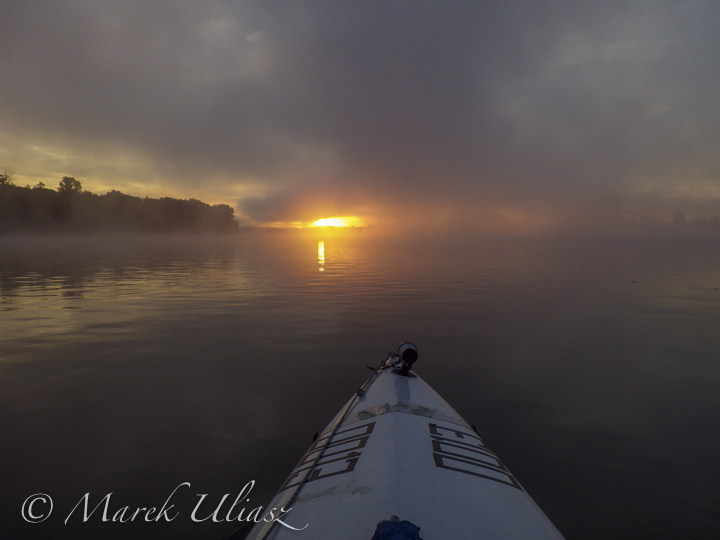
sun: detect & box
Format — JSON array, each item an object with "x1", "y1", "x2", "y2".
[{"x1": 311, "y1": 216, "x2": 362, "y2": 227}]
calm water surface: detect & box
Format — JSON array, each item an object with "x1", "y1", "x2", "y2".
[{"x1": 1, "y1": 231, "x2": 719, "y2": 539}]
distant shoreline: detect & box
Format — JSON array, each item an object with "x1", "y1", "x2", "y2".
[{"x1": 0, "y1": 178, "x2": 238, "y2": 234}]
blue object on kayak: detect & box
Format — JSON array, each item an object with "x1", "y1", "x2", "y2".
[{"x1": 371, "y1": 516, "x2": 424, "y2": 540}]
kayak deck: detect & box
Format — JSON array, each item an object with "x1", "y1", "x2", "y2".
[{"x1": 245, "y1": 352, "x2": 565, "y2": 539}]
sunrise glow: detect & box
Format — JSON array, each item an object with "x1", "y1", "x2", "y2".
[{"x1": 311, "y1": 217, "x2": 362, "y2": 228}]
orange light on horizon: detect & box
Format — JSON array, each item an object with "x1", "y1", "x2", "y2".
[{"x1": 311, "y1": 216, "x2": 362, "y2": 228}]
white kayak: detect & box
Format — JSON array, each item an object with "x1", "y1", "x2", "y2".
[{"x1": 245, "y1": 343, "x2": 565, "y2": 540}]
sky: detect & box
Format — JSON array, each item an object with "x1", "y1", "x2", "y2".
[{"x1": 1, "y1": 0, "x2": 719, "y2": 230}]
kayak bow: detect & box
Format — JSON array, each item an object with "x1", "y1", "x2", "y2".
[{"x1": 245, "y1": 343, "x2": 565, "y2": 539}]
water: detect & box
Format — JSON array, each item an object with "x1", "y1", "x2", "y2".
[{"x1": 1, "y1": 231, "x2": 719, "y2": 539}]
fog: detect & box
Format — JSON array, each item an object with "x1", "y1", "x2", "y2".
[{"x1": 1, "y1": 1, "x2": 719, "y2": 230}]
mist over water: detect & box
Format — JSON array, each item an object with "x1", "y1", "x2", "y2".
[{"x1": 1, "y1": 231, "x2": 719, "y2": 539}]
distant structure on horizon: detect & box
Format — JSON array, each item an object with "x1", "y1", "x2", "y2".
[{"x1": 562, "y1": 194, "x2": 719, "y2": 236}]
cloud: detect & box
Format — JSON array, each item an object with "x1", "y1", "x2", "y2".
[{"x1": 1, "y1": 1, "x2": 719, "y2": 225}]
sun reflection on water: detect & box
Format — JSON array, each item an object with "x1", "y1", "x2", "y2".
[{"x1": 318, "y1": 240, "x2": 325, "y2": 272}]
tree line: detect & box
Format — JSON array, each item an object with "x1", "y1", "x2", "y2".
[{"x1": 0, "y1": 173, "x2": 238, "y2": 233}]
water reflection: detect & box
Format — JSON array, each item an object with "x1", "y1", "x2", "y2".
[
  {"x1": 318, "y1": 240, "x2": 325, "y2": 272},
  {"x1": 0, "y1": 233, "x2": 719, "y2": 539}
]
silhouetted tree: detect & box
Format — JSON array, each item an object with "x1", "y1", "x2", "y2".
[
  {"x1": 0, "y1": 168, "x2": 14, "y2": 185},
  {"x1": 57, "y1": 176, "x2": 82, "y2": 193}
]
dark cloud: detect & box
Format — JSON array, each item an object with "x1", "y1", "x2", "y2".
[{"x1": 1, "y1": 1, "x2": 719, "y2": 225}]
